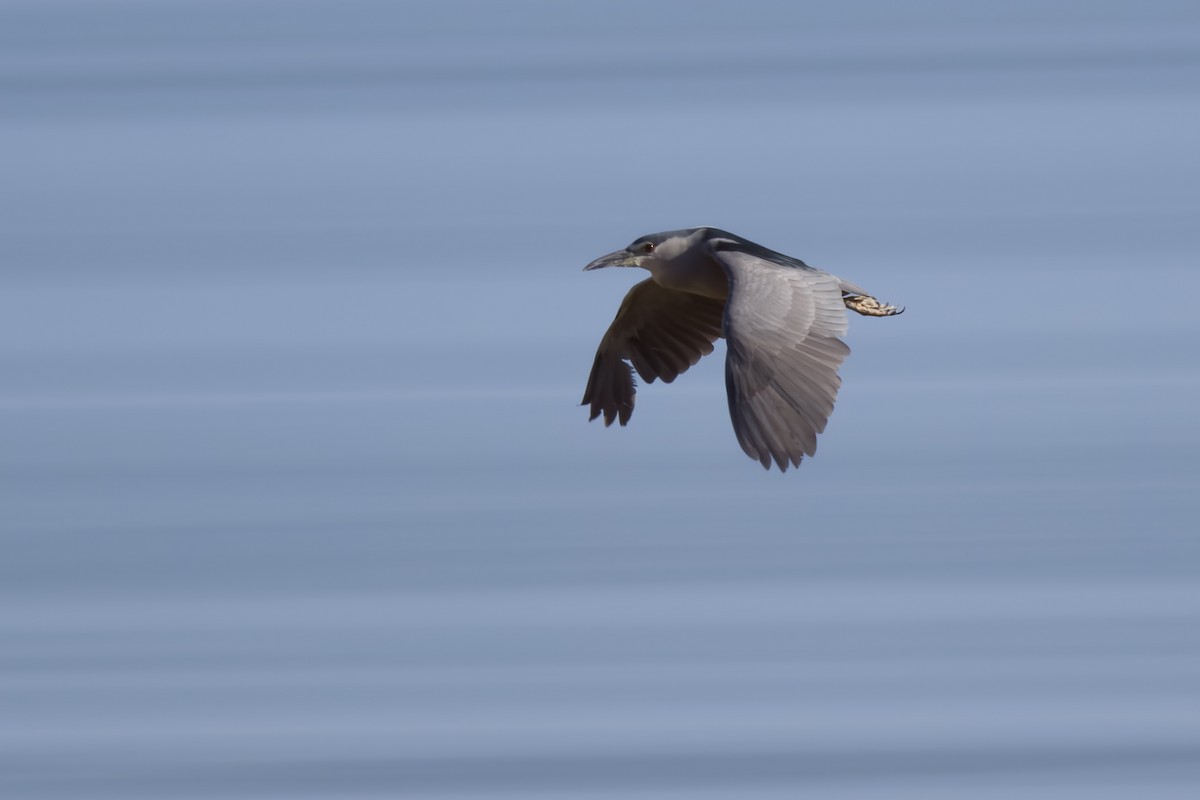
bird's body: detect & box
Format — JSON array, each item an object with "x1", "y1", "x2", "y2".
[{"x1": 582, "y1": 227, "x2": 902, "y2": 471}]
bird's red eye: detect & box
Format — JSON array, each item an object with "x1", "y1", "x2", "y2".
[{"x1": 641, "y1": 242, "x2": 655, "y2": 253}]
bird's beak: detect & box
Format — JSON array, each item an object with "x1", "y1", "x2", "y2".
[{"x1": 583, "y1": 249, "x2": 638, "y2": 271}]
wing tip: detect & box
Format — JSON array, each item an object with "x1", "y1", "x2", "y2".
[{"x1": 583, "y1": 401, "x2": 633, "y2": 427}]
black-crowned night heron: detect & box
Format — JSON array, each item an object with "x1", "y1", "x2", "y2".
[{"x1": 582, "y1": 227, "x2": 902, "y2": 471}]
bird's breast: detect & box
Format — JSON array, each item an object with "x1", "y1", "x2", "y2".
[{"x1": 649, "y1": 257, "x2": 729, "y2": 300}]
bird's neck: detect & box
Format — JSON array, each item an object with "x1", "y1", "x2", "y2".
[{"x1": 647, "y1": 254, "x2": 729, "y2": 300}]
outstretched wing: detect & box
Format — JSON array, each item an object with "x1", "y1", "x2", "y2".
[
  {"x1": 583, "y1": 278, "x2": 726, "y2": 426},
  {"x1": 712, "y1": 246, "x2": 851, "y2": 471}
]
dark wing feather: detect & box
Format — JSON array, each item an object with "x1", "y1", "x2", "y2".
[{"x1": 583, "y1": 278, "x2": 726, "y2": 426}]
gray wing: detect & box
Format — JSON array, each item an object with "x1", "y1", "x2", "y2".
[
  {"x1": 713, "y1": 248, "x2": 851, "y2": 471},
  {"x1": 583, "y1": 278, "x2": 726, "y2": 426}
]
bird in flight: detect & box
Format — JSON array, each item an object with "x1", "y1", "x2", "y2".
[{"x1": 582, "y1": 227, "x2": 902, "y2": 471}]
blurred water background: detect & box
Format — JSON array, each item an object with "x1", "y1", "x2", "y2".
[{"x1": 3, "y1": 1, "x2": 1200, "y2": 797}]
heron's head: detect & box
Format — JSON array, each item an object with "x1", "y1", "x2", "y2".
[{"x1": 582, "y1": 228, "x2": 707, "y2": 272}]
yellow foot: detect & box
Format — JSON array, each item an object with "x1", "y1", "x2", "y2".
[{"x1": 843, "y1": 294, "x2": 904, "y2": 317}]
